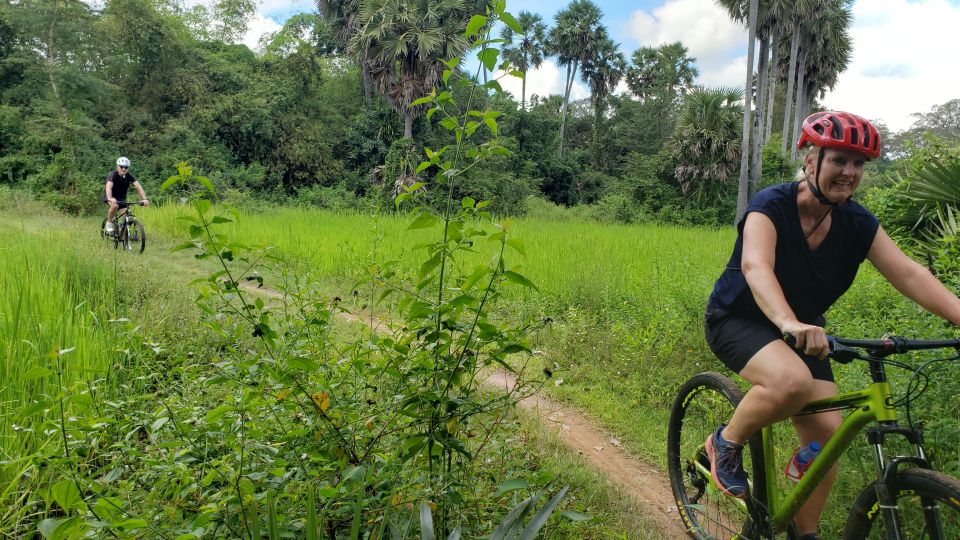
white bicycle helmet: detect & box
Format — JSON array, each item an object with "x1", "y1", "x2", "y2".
[{"x1": 116, "y1": 156, "x2": 131, "y2": 168}]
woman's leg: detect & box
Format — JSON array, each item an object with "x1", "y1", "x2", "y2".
[
  {"x1": 721, "y1": 339, "x2": 817, "y2": 444},
  {"x1": 791, "y1": 380, "x2": 841, "y2": 535}
]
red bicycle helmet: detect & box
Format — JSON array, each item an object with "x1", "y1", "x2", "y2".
[{"x1": 797, "y1": 111, "x2": 881, "y2": 160}]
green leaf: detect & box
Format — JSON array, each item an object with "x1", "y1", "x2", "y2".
[
  {"x1": 501, "y1": 11, "x2": 522, "y2": 33},
  {"x1": 194, "y1": 199, "x2": 211, "y2": 216},
  {"x1": 343, "y1": 465, "x2": 366, "y2": 483},
  {"x1": 160, "y1": 175, "x2": 182, "y2": 193},
  {"x1": 517, "y1": 486, "x2": 568, "y2": 540},
  {"x1": 489, "y1": 495, "x2": 538, "y2": 540},
  {"x1": 502, "y1": 344, "x2": 530, "y2": 354},
  {"x1": 395, "y1": 192, "x2": 412, "y2": 209},
  {"x1": 316, "y1": 486, "x2": 338, "y2": 498},
  {"x1": 461, "y1": 197, "x2": 476, "y2": 209},
  {"x1": 287, "y1": 356, "x2": 318, "y2": 371},
  {"x1": 495, "y1": 479, "x2": 529, "y2": 496},
  {"x1": 205, "y1": 404, "x2": 234, "y2": 424},
  {"x1": 113, "y1": 519, "x2": 149, "y2": 530},
  {"x1": 478, "y1": 48, "x2": 498, "y2": 72},
  {"x1": 419, "y1": 252, "x2": 442, "y2": 280},
  {"x1": 505, "y1": 238, "x2": 525, "y2": 255},
  {"x1": 22, "y1": 366, "x2": 54, "y2": 381},
  {"x1": 410, "y1": 95, "x2": 433, "y2": 107},
  {"x1": 465, "y1": 15, "x2": 487, "y2": 37},
  {"x1": 408, "y1": 213, "x2": 438, "y2": 230},
  {"x1": 416, "y1": 161, "x2": 432, "y2": 174},
  {"x1": 483, "y1": 79, "x2": 503, "y2": 93},
  {"x1": 419, "y1": 502, "x2": 435, "y2": 540},
  {"x1": 560, "y1": 511, "x2": 592, "y2": 521},
  {"x1": 503, "y1": 271, "x2": 537, "y2": 289},
  {"x1": 211, "y1": 216, "x2": 233, "y2": 224},
  {"x1": 484, "y1": 117, "x2": 498, "y2": 135},
  {"x1": 440, "y1": 117, "x2": 459, "y2": 131},
  {"x1": 195, "y1": 175, "x2": 215, "y2": 194},
  {"x1": 150, "y1": 417, "x2": 169, "y2": 433},
  {"x1": 51, "y1": 479, "x2": 83, "y2": 513}
]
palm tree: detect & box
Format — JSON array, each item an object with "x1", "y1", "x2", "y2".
[
  {"x1": 626, "y1": 42, "x2": 698, "y2": 147},
  {"x1": 580, "y1": 36, "x2": 625, "y2": 167},
  {"x1": 351, "y1": 0, "x2": 471, "y2": 140},
  {"x1": 547, "y1": 0, "x2": 604, "y2": 158},
  {"x1": 714, "y1": 0, "x2": 759, "y2": 223},
  {"x1": 499, "y1": 11, "x2": 547, "y2": 110},
  {"x1": 789, "y1": 0, "x2": 852, "y2": 159},
  {"x1": 670, "y1": 87, "x2": 744, "y2": 200},
  {"x1": 318, "y1": 0, "x2": 374, "y2": 106}
]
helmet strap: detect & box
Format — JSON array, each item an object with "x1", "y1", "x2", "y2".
[{"x1": 804, "y1": 147, "x2": 837, "y2": 207}]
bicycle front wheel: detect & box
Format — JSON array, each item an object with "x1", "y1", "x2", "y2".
[
  {"x1": 124, "y1": 218, "x2": 145, "y2": 254},
  {"x1": 668, "y1": 372, "x2": 769, "y2": 539},
  {"x1": 843, "y1": 468, "x2": 960, "y2": 539}
]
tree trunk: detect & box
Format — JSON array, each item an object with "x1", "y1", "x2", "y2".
[
  {"x1": 781, "y1": 21, "x2": 800, "y2": 153},
  {"x1": 404, "y1": 111, "x2": 413, "y2": 139},
  {"x1": 790, "y1": 48, "x2": 807, "y2": 161},
  {"x1": 735, "y1": 0, "x2": 759, "y2": 225},
  {"x1": 764, "y1": 25, "x2": 780, "y2": 143},
  {"x1": 521, "y1": 71, "x2": 527, "y2": 111},
  {"x1": 558, "y1": 60, "x2": 577, "y2": 158},
  {"x1": 361, "y1": 61, "x2": 373, "y2": 107},
  {"x1": 47, "y1": 0, "x2": 62, "y2": 102},
  {"x1": 751, "y1": 33, "x2": 768, "y2": 198}
]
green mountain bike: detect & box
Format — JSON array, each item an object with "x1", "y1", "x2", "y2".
[
  {"x1": 668, "y1": 335, "x2": 960, "y2": 539},
  {"x1": 101, "y1": 200, "x2": 146, "y2": 254}
]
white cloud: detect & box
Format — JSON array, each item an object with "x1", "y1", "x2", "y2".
[
  {"x1": 822, "y1": 0, "x2": 960, "y2": 131},
  {"x1": 496, "y1": 60, "x2": 590, "y2": 103},
  {"x1": 243, "y1": 14, "x2": 283, "y2": 51},
  {"x1": 623, "y1": 0, "x2": 747, "y2": 88}
]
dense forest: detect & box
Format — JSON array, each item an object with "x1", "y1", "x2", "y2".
[{"x1": 1, "y1": 0, "x2": 958, "y2": 228}]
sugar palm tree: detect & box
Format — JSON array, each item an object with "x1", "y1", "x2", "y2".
[
  {"x1": 547, "y1": 0, "x2": 604, "y2": 158},
  {"x1": 351, "y1": 0, "x2": 471, "y2": 140},
  {"x1": 499, "y1": 11, "x2": 547, "y2": 110},
  {"x1": 671, "y1": 86, "x2": 744, "y2": 201},
  {"x1": 318, "y1": 0, "x2": 374, "y2": 106},
  {"x1": 580, "y1": 36, "x2": 625, "y2": 167}
]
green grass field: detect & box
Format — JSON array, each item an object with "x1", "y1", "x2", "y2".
[{"x1": 2, "y1": 196, "x2": 958, "y2": 537}]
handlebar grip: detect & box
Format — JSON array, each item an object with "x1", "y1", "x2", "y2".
[{"x1": 782, "y1": 334, "x2": 858, "y2": 364}]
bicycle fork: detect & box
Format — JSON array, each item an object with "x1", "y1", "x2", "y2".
[{"x1": 868, "y1": 423, "x2": 939, "y2": 540}]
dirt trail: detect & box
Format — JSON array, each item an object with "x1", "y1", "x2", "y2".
[
  {"x1": 485, "y1": 371, "x2": 688, "y2": 539},
  {"x1": 239, "y1": 282, "x2": 689, "y2": 538},
  {"x1": 3, "y1": 212, "x2": 689, "y2": 539}
]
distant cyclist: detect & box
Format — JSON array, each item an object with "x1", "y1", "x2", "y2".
[
  {"x1": 703, "y1": 111, "x2": 960, "y2": 540},
  {"x1": 104, "y1": 157, "x2": 149, "y2": 234}
]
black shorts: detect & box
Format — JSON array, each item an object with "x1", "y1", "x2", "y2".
[{"x1": 704, "y1": 306, "x2": 834, "y2": 382}]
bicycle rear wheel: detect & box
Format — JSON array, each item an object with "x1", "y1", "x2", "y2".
[
  {"x1": 843, "y1": 468, "x2": 960, "y2": 539},
  {"x1": 668, "y1": 372, "x2": 770, "y2": 539},
  {"x1": 124, "y1": 218, "x2": 145, "y2": 254}
]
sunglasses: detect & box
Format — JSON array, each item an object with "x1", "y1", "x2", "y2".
[{"x1": 119, "y1": 166, "x2": 128, "y2": 170}]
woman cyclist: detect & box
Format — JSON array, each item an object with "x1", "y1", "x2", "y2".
[{"x1": 703, "y1": 111, "x2": 960, "y2": 539}]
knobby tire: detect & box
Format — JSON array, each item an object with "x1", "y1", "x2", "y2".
[
  {"x1": 843, "y1": 468, "x2": 960, "y2": 539},
  {"x1": 668, "y1": 371, "x2": 780, "y2": 539}
]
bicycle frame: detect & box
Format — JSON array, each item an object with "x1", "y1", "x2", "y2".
[{"x1": 762, "y1": 378, "x2": 902, "y2": 533}]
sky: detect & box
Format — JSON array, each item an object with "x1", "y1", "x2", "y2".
[{"x1": 239, "y1": 0, "x2": 960, "y2": 132}]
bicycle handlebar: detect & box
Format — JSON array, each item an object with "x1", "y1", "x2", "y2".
[{"x1": 783, "y1": 334, "x2": 960, "y2": 364}]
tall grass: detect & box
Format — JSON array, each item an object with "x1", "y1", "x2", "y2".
[{"x1": 0, "y1": 224, "x2": 128, "y2": 484}]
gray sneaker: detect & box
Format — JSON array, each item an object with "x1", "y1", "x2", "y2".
[{"x1": 104, "y1": 222, "x2": 115, "y2": 234}]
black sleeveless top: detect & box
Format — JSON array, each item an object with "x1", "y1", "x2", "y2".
[{"x1": 708, "y1": 182, "x2": 880, "y2": 324}]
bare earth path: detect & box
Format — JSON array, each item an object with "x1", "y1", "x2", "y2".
[{"x1": 484, "y1": 371, "x2": 688, "y2": 539}]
